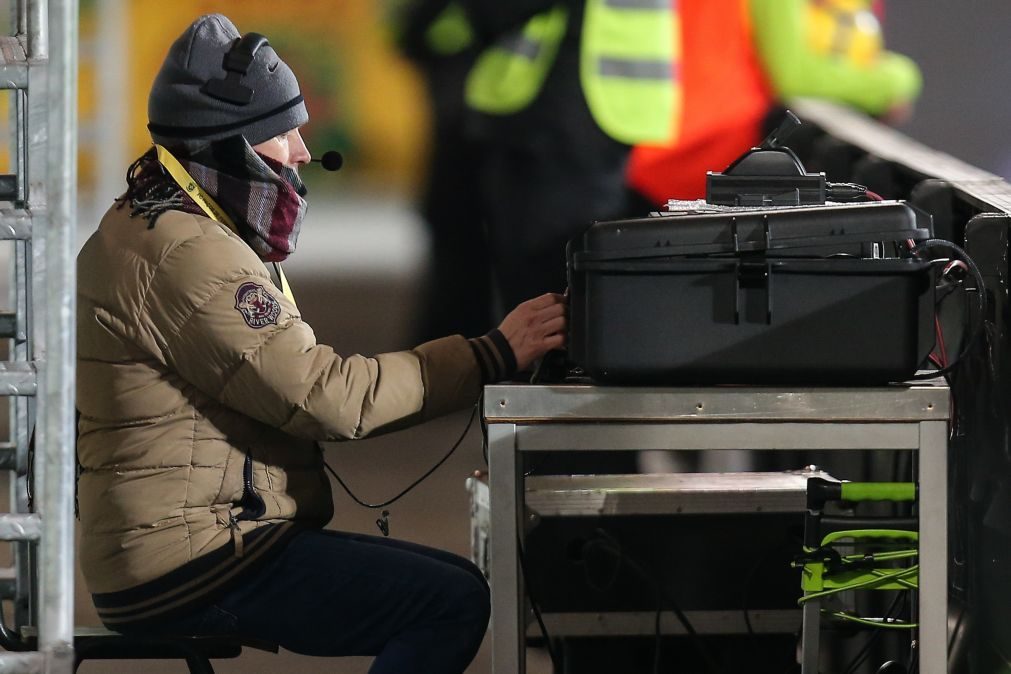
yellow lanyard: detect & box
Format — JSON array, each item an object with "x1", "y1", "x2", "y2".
[{"x1": 154, "y1": 144, "x2": 296, "y2": 305}]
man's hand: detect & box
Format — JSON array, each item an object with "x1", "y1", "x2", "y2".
[{"x1": 498, "y1": 293, "x2": 567, "y2": 372}]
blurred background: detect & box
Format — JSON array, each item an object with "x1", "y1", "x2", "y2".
[
  {"x1": 65, "y1": 0, "x2": 1011, "y2": 356},
  {"x1": 1, "y1": 0, "x2": 1005, "y2": 671}
]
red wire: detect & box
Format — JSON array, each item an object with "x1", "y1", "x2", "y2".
[
  {"x1": 934, "y1": 316, "x2": 949, "y2": 368},
  {"x1": 942, "y1": 259, "x2": 969, "y2": 277},
  {"x1": 865, "y1": 190, "x2": 885, "y2": 201}
]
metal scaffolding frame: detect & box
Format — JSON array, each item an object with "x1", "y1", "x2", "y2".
[{"x1": 0, "y1": 0, "x2": 77, "y2": 672}]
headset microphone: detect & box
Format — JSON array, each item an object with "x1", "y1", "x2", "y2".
[{"x1": 311, "y1": 150, "x2": 344, "y2": 172}]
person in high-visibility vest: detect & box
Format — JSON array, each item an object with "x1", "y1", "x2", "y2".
[
  {"x1": 392, "y1": 1, "x2": 494, "y2": 343},
  {"x1": 627, "y1": 0, "x2": 921, "y2": 207},
  {"x1": 460, "y1": 0, "x2": 681, "y2": 314}
]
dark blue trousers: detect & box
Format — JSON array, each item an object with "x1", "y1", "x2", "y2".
[{"x1": 137, "y1": 529, "x2": 491, "y2": 673}]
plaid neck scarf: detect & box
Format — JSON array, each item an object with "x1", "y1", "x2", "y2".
[{"x1": 120, "y1": 136, "x2": 308, "y2": 262}]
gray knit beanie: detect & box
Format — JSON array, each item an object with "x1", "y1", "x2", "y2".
[{"x1": 147, "y1": 14, "x2": 308, "y2": 146}]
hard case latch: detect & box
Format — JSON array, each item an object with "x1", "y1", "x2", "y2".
[{"x1": 735, "y1": 253, "x2": 772, "y2": 325}]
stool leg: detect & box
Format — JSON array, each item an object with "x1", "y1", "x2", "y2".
[
  {"x1": 801, "y1": 599, "x2": 820, "y2": 674},
  {"x1": 181, "y1": 650, "x2": 215, "y2": 674}
]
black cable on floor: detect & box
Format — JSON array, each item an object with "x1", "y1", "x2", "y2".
[{"x1": 518, "y1": 536, "x2": 562, "y2": 672}]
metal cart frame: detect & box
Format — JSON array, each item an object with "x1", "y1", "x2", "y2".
[{"x1": 483, "y1": 383, "x2": 950, "y2": 674}]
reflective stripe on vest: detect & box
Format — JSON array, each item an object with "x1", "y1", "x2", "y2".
[
  {"x1": 466, "y1": 1, "x2": 679, "y2": 144},
  {"x1": 464, "y1": 6, "x2": 568, "y2": 115},
  {"x1": 605, "y1": 0, "x2": 669, "y2": 9},
  {"x1": 425, "y1": 3, "x2": 475, "y2": 56},
  {"x1": 580, "y1": 0, "x2": 679, "y2": 144}
]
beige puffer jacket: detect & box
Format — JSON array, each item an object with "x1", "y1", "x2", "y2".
[{"x1": 77, "y1": 205, "x2": 483, "y2": 604}]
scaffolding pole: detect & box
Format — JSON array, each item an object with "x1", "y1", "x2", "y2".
[{"x1": 35, "y1": 0, "x2": 75, "y2": 670}]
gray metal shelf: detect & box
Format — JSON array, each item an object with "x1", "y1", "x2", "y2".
[{"x1": 525, "y1": 470, "x2": 835, "y2": 517}]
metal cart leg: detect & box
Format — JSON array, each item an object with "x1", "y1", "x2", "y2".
[
  {"x1": 801, "y1": 599, "x2": 820, "y2": 674},
  {"x1": 488, "y1": 422, "x2": 525, "y2": 674},
  {"x1": 918, "y1": 420, "x2": 948, "y2": 673}
]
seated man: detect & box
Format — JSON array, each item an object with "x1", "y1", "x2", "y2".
[{"x1": 76, "y1": 14, "x2": 566, "y2": 674}]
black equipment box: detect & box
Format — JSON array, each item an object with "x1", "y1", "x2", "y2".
[{"x1": 567, "y1": 201, "x2": 935, "y2": 384}]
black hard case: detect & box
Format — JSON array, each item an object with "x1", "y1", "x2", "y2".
[{"x1": 566, "y1": 202, "x2": 935, "y2": 384}]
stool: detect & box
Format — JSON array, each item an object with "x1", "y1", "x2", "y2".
[{"x1": 21, "y1": 626, "x2": 279, "y2": 673}]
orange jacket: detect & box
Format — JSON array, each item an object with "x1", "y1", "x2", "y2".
[{"x1": 627, "y1": 0, "x2": 773, "y2": 205}]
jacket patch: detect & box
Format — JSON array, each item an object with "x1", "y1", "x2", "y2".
[{"x1": 234, "y1": 282, "x2": 281, "y2": 329}]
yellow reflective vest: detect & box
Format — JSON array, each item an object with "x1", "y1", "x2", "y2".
[
  {"x1": 465, "y1": 0, "x2": 680, "y2": 145},
  {"x1": 424, "y1": 2, "x2": 475, "y2": 55}
]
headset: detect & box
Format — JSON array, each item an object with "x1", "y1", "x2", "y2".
[
  {"x1": 199, "y1": 32, "x2": 345, "y2": 171},
  {"x1": 202, "y1": 32, "x2": 270, "y2": 105}
]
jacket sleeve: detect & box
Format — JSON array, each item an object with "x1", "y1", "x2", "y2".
[
  {"x1": 749, "y1": 0, "x2": 922, "y2": 116},
  {"x1": 138, "y1": 223, "x2": 482, "y2": 441}
]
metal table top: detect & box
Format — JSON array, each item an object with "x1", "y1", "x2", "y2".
[{"x1": 483, "y1": 382, "x2": 949, "y2": 423}]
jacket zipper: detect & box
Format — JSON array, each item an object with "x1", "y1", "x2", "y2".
[
  {"x1": 237, "y1": 451, "x2": 267, "y2": 519},
  {"x1": 225, "y1": 452, "x2": 260, "y2": 559},
  {"x1": 228, "y1": 513, "x2": 244, "y2": 558},
  {"x1": 243, "y1": 452, "x2": 255, "y2": 504}
]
